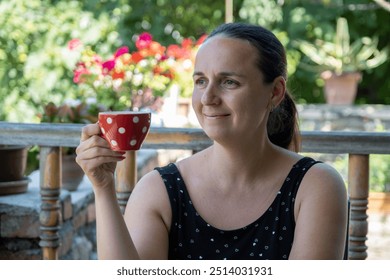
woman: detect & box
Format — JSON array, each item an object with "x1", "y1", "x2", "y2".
[{"x1": 76, "y1": 22, "x2": 348, "y2": 260}]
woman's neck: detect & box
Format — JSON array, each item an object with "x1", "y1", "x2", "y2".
[{"x1": 205, "y1": 137, "x2": 282, "y2": 192}]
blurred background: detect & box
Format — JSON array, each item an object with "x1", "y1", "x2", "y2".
[{"x1": 1, "y1": 0, "x2": 389, "y2": 123}]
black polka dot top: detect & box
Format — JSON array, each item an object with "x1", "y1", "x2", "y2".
[{"x1": 155, "y1": 157, "x2": 320, "y2": 260}]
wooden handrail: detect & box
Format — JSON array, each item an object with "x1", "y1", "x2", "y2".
[
  {"x1": 1, "y1": 122, "x2": 390, "y2": 154},
  {"x1": 1, "y1": 121, "x2": 389, "y2": 260}
]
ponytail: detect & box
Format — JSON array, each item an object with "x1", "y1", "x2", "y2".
[{"x1": 267, "y1": 91, "x2": 301, "y2": 152}]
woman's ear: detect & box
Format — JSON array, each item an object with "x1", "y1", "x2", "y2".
[{"x1": 270, "y1": 76, "x2": 286, "y2": 107}]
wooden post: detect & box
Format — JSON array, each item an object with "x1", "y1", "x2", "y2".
[
  {"x1": 39, "y1": 146, "x2": 62, "y2": 260},
  {"x1": 225, "y1": 0, "x2": 233, "y2": 23},
  {"x1": 348, "y1": 154, "x2": 369, "y2": 260},
  {"x1": 115, "y1": 151, "x2": 137, "y2": 214}
]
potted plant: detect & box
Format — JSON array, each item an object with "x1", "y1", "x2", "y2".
[
  {"x1": 69, "y1": 32, "x2": 207, "y2": 125},
  {"x1": 40, "y1": 100, "x2": 101, "y2": 191},
  {"x1": 70, "y1": 32, "x2": 176, "y2": 112},
  {"x1": 296, "y1": 17, "x2": 388, "y2": 104},
  {"x1": 0, "y1": 145, "x2": 30, "y2": 195}
]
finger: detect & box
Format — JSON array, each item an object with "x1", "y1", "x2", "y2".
[
  {"x1": 76, "y1": 150, "x2": 124, "y2": 172},
  {"x1": 76, "y1": 137, "x2": 119, "y2": 157},
  {"x1": 78, "y1": 145, "x2": 124, "y2": 160},
  {"x1": 80, "y1": 123, "x2": 102, "y2": 142}
]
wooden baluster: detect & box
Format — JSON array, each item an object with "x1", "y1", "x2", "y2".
[
  {"x1": 115, "y1": 151, "x2": 137, "y2": 214},
  {"x1": 348, "y1": 154, "x2": 369, "y2": 260},
  {"x1": 39, "y1": 146, "x2": 62, "y2": 260}
]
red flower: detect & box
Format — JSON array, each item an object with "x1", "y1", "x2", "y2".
[
  {"x1": 196, "y1": 34, "x2": 208, "y2": 45},
  {"x1": 181, "y1": 38, "x2": 193, "y2": 49},
  {"x1": 112, "y1": 70, "x2": 125, "y2": 80},
  {"x1": 130, "y1": 51, "x2": 144, "y2": 63},
  {"x1": 167, "y1": 44, "x2": 192, "y2": 60}
]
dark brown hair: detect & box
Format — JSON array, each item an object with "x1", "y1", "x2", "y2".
[{"x1": 207, "y1": 22, "x2": 300, "y2": 152}]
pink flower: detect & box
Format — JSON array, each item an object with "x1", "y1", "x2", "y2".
[
  {"x1": 102, "y1": 60, "x2": 115, "y2": 74},
  {"x1": 114, "y1": 46, "x2": 129, "y2": 58},
  {"x1": 73, "y1": 63, "x2": 89, "y2": 83},
  {"x1": 136, "y1": 32, "x2": 153, "y2": 50},
  {"x1": 68, "y1": 39, "x2": 82, "y2": 50}
]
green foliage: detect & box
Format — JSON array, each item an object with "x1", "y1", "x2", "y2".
[
  {"x1": 80, "y1": 0, "x2": 232, "y2": 46},
  {"x1": 0, "y1": 0, "x2": 120, "y2": 122},
  {"x1": 239, "y1": 0, "x2": 283, "y2": 28}
]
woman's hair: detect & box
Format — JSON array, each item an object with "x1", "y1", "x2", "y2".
[{"x1": 207, "y1": 22, "x2": 301, "y2": 152}]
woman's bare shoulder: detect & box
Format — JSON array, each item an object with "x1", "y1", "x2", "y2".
[
  {"x1": 125, "y1": 168, "x2": 171, "y2": 225},
  {"x1": 290, "y1": 161, "x2": 348, "y2": 259},
  {"x1": 303, "y1": 161, "x2": 346, "y2": 193},
  {"x1": 130, "y1": 168, "x2": 170, "y2": 204},
  {"x1": 296, "y1": 160, "x2": 348, "y2": 212}
]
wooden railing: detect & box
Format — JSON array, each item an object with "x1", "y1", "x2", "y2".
[{"x1": 1, "y1": 121, "x2": 390, "y2": 260}]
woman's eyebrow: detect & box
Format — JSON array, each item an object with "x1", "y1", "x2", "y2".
[
  {"x1": 219, "y1": 71, "x2": 245, "y2": 77},
  {"x1": 193, "y1": 71, "x2": 245, "y2": 77},
  {"x1": 193, "y1": 71, "x2": 204, "y2": 77}
]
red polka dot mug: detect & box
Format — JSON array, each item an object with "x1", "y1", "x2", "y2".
[{"x1": 98, "y1": 111, "x2": 151, "y2": 151}]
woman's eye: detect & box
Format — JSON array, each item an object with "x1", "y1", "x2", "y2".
[
  {"x1": 194, "y1": 78, "x2": 207, "y2": 87},
  {"x1": 222, "y1": 79, "x2": 239, "y2": 88}
]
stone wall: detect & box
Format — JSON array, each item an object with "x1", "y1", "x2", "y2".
[
  {"x1": 0, "y1": 179, "x2": 96, "y2": 260},
  {"x1": 297, "y1": 104, "x2": 390, "y2": 132}
]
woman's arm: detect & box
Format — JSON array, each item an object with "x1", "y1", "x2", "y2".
[
  {"x1": 123, "y1": 170, "x2": 171, "y2": 259},
  {"x1": 93, "y1": 185, "x2": 140, "y2": 259},
  {"x1": 289, "y1": 163, "x2": 348, "y2": 259},
  {"x1": 76, "y1": 123, "x2": 140, "y2": 259}
]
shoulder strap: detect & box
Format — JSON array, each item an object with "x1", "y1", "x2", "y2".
[
  {"x1": 290, "y1": 157, "x2": 322, "y2": 199},
  {"x1": 154, "y1": 163, "x2": 182, "y2": 231}
]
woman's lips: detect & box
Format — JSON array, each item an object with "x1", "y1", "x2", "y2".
[{"x1": 203, "y1": 113, "x2": 230, "y2": 119}]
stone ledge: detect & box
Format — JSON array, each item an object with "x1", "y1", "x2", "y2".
[
  {"x1": 297, "y1": 104, "x2": 390, "y2": 131},
  {"x1": 0, "y1": 149, "x2": 159, "y2": 259}
]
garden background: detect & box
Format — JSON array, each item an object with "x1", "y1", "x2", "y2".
[
  {"x1": 1, "y1": 0, "x2": 389, "y2": 123},
  {"x1": 1, "y1": 0, "x2": 390, "y2": 260}
]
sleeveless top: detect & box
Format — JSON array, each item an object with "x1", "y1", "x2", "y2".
[{"x1": 154, "y1": 157, "x2": 320, "y2": 260}]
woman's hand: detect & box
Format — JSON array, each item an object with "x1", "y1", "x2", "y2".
[{"x1": 75, "y1": 123, "x2": 125, "y2": 190}]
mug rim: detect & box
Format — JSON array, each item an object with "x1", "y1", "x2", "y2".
[{"x1": 98, "y1": 111, "x2": 151, "y2": 115}]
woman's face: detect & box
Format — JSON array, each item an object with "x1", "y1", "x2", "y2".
[{"x1": 192, "y1": 35, "x2": 275, "y2": 144}]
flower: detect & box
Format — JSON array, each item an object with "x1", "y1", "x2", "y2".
[
  {"x1": 165, "y1": 34, "x2": 207, "y2": 98},
  {"x1": 71, "y1": 32, "x2": 177, "y2": 111}
]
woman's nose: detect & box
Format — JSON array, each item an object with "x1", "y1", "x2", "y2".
[{"x1": 201, "y1": 85, "x2": 220, "y2": 105}]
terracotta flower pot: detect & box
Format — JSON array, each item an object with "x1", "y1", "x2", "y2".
[
  {"x1": 62, "y1": 153, "x2": 85, "y2": 191},
  {"x1": 321, "y1": 71, "x2": 362, "y2": 105},
  {"x1": 0, "y1": 145, "x2": 29, "y2": 195}
]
